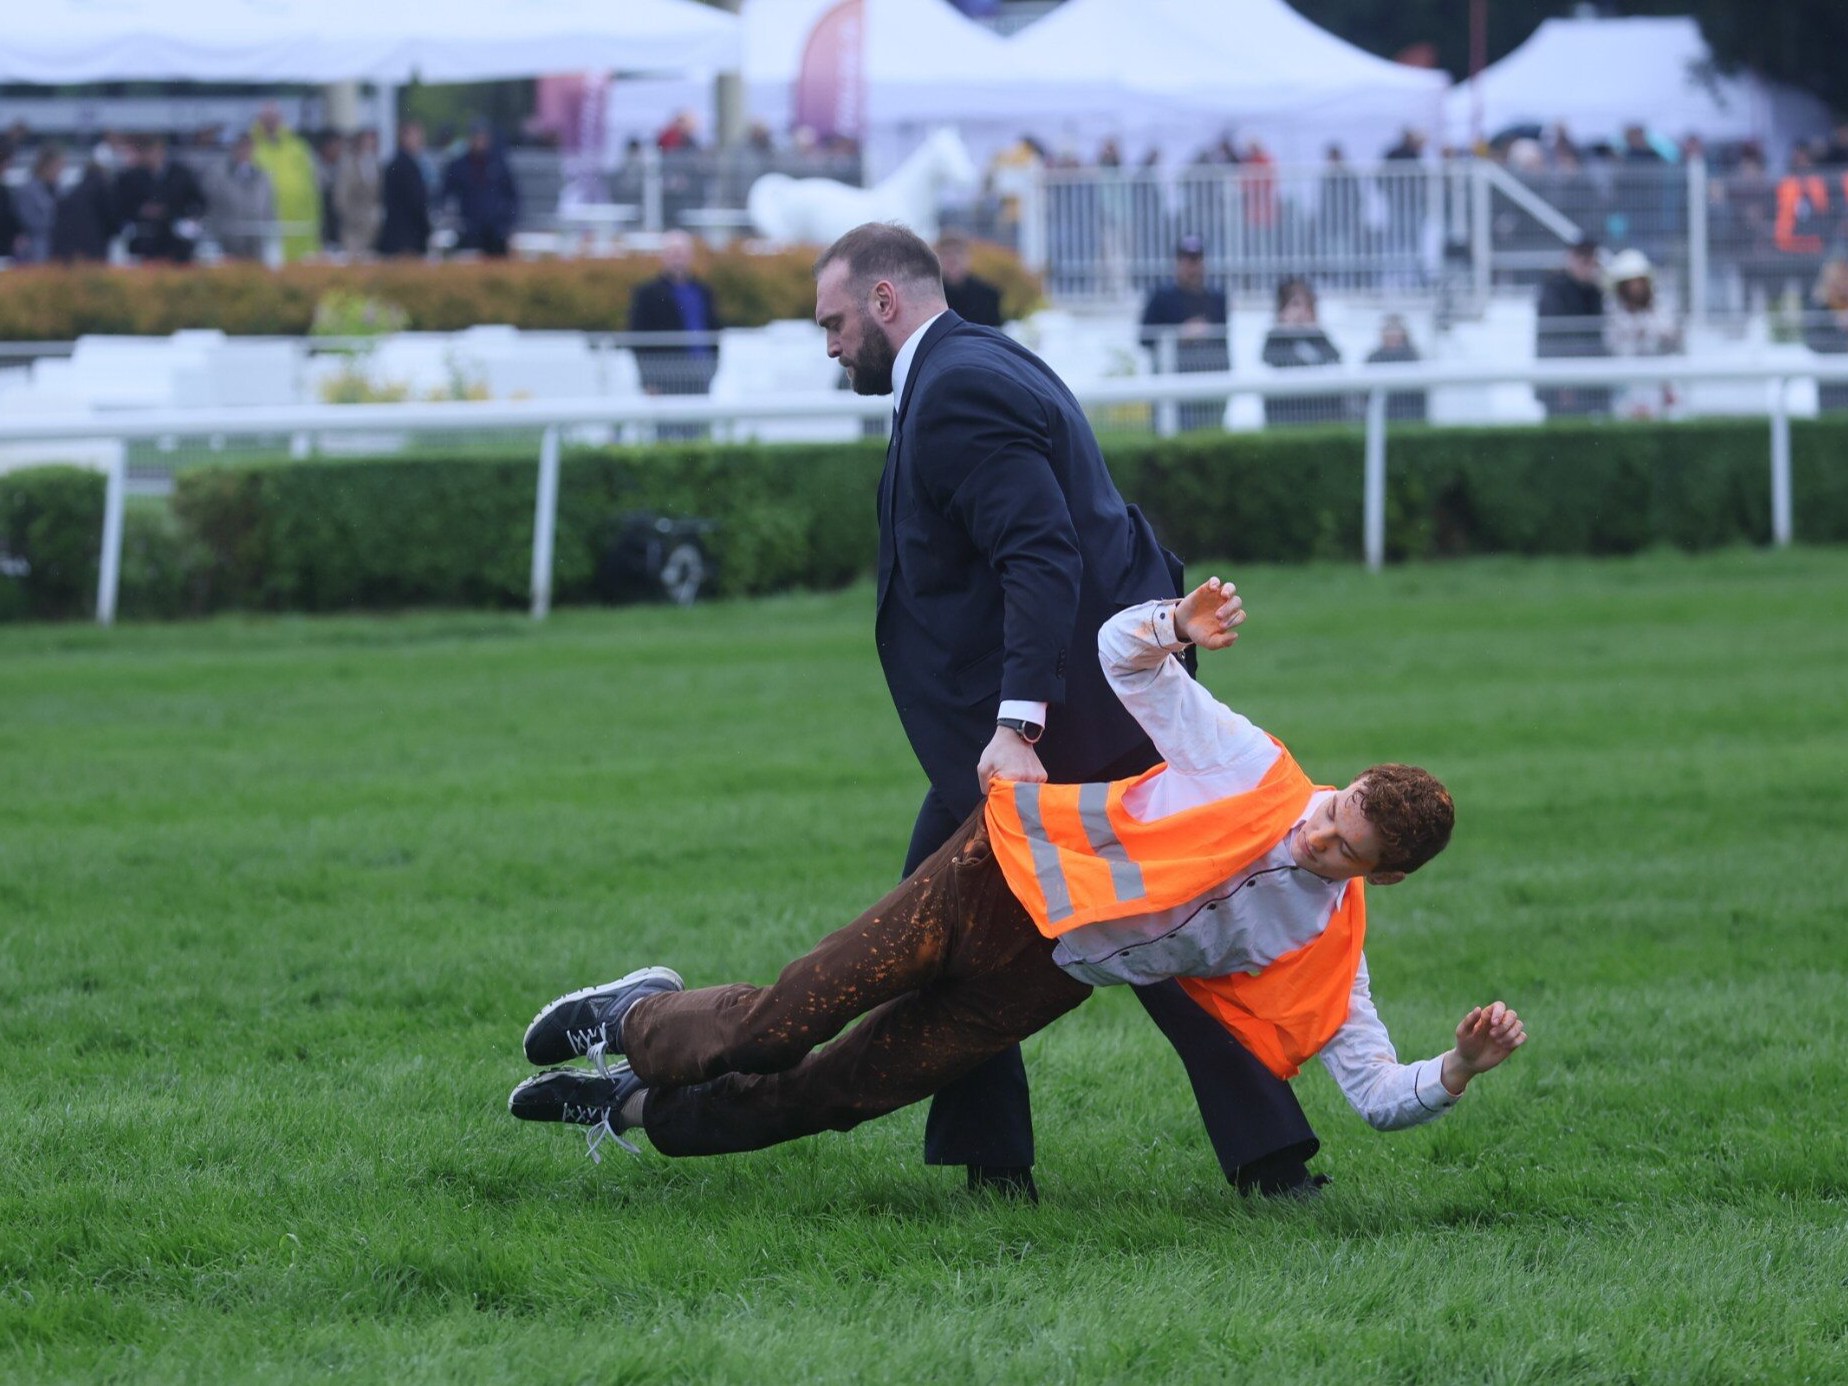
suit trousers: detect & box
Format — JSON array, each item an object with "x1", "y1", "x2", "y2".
[
  {"x1": 916, "y1": 764, "x2": 1321, "y2": 1183},
  {"x1": 630, "y1": 810, "x2": 1091, "y2": 1158}
]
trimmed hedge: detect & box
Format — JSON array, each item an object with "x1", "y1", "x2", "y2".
[
  {"x1": 3, "y1": 416, "x2": 1845, "y2": 622},
  {"x1": 0, "y1": 244, "x2": 1044, "y2": 339},
  {"x1": 167, "y1": 442, "x2": 886, "y2": 614},
  {"x1": 1106, "y1": 417, "x2": 1848, "y2": 563},
  {"x1": 0, "y1": 466, "x2": 105, "y2": 621}
]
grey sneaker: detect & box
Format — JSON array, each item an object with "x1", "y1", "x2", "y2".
[
  {"x1": 508, "y1": 1061, "x2": 646, "y2": 1163},
  {"x1": 522, "y1": 965, "x2": 683, "y2": 1066}
]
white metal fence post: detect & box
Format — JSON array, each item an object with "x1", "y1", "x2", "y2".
[
  {"x1": 1769, "y1": 379, "x2": 1793, "y2": 548},
  {"x1": 1687, "y1": 154, "x2": 1709, "y2": 327},
  {"x1": 1020, "y1": 170, "x2": 1047, "y2": 274},
  {"x1": 530, "y1": 425, "x2": 561, "y2": 620},
  {"x1": 1155, "y1": 332, "x2": 1179, "y2": 438},
  {"x1": 641, "y1": 146, "x2": 664, "y2": 233},
  {"x1": 1363, "y1": 388, "x2": 1388, "y2": 572},
  {"x1": 95, "y1": 453, "x2": 126, "y2": 626},
  {"x1": 1470, "y1": 158, "x2": 1492, "y2": 311}
]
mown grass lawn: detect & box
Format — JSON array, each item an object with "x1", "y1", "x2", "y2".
[{"x1": 1, "y1": 549, "x2": 1844, "y2": 1384}]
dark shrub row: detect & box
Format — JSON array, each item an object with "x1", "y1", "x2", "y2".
[{"x1": 4, "y1": 417, "x2": 1843, "y2": 621}]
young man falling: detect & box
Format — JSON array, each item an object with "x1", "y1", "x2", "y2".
[{"x1": 509, "y1": 578, "x2": 1527, "y2": 1179}]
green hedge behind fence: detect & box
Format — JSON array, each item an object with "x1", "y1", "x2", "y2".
[{"x1": 4, "y1": 417, "x2": 1846, "y2": 622}]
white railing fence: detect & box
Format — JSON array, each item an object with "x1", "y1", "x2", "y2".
[
  {"x1": 1024, "y1": 156, "x2": 1833, "y2": 324},
  {"x1": 3, "y1": 355, "x2": 1844, "y2": 626}
]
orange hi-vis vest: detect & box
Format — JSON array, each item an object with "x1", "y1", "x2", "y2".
[
  {"x1": 985, "y1": 743, "x2": 1368, "y2": 1080},
  {"x1": 1774, "y1": 173, "x2": 1847, "y2": 256}
]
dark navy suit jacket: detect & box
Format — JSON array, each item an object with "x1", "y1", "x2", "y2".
[{"x1": 876, "y1": 312, "x2": 1185, "y2": 820}]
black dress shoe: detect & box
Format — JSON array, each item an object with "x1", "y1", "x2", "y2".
[
  {"x1": 966, "y1": 1164, "x2": 1039, "y2": 1203},
  {"x1": 1248, "y1": 1172, "x2": 1331, "y2": 1201}
]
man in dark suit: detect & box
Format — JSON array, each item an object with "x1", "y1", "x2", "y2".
[
  {"x1": 114, "y1": 135, "x2": 207, "y2": 264},
  {"x1": 813, "y1": 222, "x2": 1323, "y2": 1201},
  {"x1": 376, "y1": 122, "x2": 432, "y2": 257},
  {"x1": 936, "y1": 230, "x2": 1004, "y2": 327},
  {"x1": 629, "y1": 230, "x2": 721, "y2": 440}
]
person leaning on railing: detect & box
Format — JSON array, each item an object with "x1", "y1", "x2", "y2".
[
  {"x1": 1260, "y1": 277, "x2": 1350, "y2": 427},
  {"x1": 1534, "y1": 237, "x2": 1611, "y2": 419},
  {"x1": 1139, "y1": 234, "x2": 1230, "y2": 432},
  {"x1": 1604, "y1": 249, "x2": 1682, "y2": 421}
]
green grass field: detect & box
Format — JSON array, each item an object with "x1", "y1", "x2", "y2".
[{"x1": 3, "y1": 550, "x2": 1845, "y2": 1384}]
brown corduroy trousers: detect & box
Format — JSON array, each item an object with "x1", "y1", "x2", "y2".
[{"x1": 625, "y1": 808, "x2": 1093, "y2": 1157}]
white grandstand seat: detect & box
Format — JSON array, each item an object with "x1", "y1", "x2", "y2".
[
  {"x1": 709, "y1": 322, "x2": 861, "y2": 443},
  {"x1": 50, "y1": 335, "x2": 211, "y2": 410},
  {"x1": 451, "y1": 327, "x2": 603, "y2": 401},
  {"x1": 203, "y1": 339, "x2": 300, "y2": 408}
]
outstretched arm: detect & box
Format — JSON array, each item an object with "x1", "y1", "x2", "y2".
[
  {"x1": 1093, "y1": 579, "x2": 1275, "y2": 778},
  {"x1": 1320, "y1": 963, "x2": 1530, "y2": 1130},
  {"x1": 1172, "y1": 575, "x2": 1245, "y2": 650}
]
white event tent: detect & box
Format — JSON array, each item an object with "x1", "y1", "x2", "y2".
[
  {"x1": 0, "y1": 0, "x2": 741, "y2": 85},
  {"x1": 1443, "y1": 16, "x2": 1830, "y2": 154},
  {"x1": 743, "y1": 0, "x2": 1088, "y2": 175},
  {"x1": 608, "y1": 0, "x2": 1447, "y2": 176},
  {"x1": 1002, "y1": 0, "x2": 1447, "y2": 166}
]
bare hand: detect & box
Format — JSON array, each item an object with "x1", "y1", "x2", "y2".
[
  {"x1": 1440, "y1": 1001, "x2": 1527, "y2": 1096},
  {"x1": 978, "y1": 725, "x2": 1047, "y2": 796},
  {"x1": 1174, "y1": 576, "x2": 1245, "y2": 650}
]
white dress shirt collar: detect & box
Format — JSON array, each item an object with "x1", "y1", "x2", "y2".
[{"x1": 890, "y1": 311, "x2": 946, "y2": 416}]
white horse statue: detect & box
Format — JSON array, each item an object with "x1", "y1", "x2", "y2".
[{"x1": 747, "y1": 127, "x2": 978, "y2": 246}]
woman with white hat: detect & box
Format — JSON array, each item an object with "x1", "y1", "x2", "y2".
[{"x1": 1604, "y1": 248, "x2": 1683, "y2": 419}]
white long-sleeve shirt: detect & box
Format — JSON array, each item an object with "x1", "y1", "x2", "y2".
[{"x1": 1047, "y1": 599, "x2": 1459, "y2": 1131}]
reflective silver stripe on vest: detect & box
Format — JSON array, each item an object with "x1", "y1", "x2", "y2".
[
  {"x1": 1013, "y1": 782, "x2": 1074, "y2": 924},
  {"x1": 1078, "y1": 781, "x2": 1147, "y2": 905},
  {"x1": 1012, "y1": 781, "x2": 1146, "y2": 925}
]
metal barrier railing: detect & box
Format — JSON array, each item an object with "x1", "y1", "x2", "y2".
[
  {"x1": 1024, "y1": 157, "x2": 1848, "y2": 323},
  {"x1": 1028, "y1": 161, "x2": 1449, "y2": 302},
  {"x1": 4, "y1": 354, "x2": 1845, "y2": 626}
]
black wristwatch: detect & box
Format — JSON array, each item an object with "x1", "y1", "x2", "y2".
[{"x1": 996, "y1": 716, "x2": 1044, "y2": 745}]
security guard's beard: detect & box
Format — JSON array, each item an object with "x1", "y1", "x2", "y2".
[{"x1": 843, "y1": 310, "x2": 897, "y2": 396}]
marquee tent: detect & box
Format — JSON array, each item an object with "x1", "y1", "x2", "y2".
[
  {"x1": 1000, "y1": 0, "x2": 1447, "y2": 165},
  {"x1": 742, "y1": 0, "x2": 1095, "y2": 171},
  {"x1": 608, "y1": 0, "x2": 1446, "y2": 175},
  {"x1": 0, "y1": 0, "x2": 740, "y2": 84},
  {"x1": 1443, "y1": 16, "x2": 1829, "y2": 154}
]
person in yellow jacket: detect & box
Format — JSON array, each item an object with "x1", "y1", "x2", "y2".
[
  {"x1": 249, "y1": 103, "x2": 321, "y2": 263},
  {"x1": 509, "y1": 577, "x2": 1528, "y2": 1179}
]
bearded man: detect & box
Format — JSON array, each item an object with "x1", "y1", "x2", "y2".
[{"x1": 790, "y1": 221, "x2": 1332, "y2": 1201}]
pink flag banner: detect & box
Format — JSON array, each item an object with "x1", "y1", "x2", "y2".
[{"x1": 793, "y1": 0, "x2": 864, "y2": 143}]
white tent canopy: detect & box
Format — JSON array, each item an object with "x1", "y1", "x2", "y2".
[
  {"x1": 743, "y1": 0, "x2": 1127, "y2": 171},
  {"x1": 608, "y1": 0, "x2": 1446, "y2": 175},
  {"x1": 1002, "y1": 0, "x2": 1446, "y2": 165},
  {"x1": 745, "y1": 0, "x2": 1045, "y2": 126},
  {"x1": 0, "y1": 0, "x2": 741, "y2": 84},
  {"x1": 1443, "y1": 16, "x2": 1830, "y2": 154}
]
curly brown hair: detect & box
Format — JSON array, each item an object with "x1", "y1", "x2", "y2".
[{"x1": 1355, "y1": 763, "x2": 1454, "y2": 875}]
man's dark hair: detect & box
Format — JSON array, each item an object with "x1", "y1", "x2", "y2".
[
  {"x1": 1356, "y1": 763, "x2": 1454, "y2": 874},
  {"x1": 814, "y1": 222, "x2": 942, "y2": 290}
]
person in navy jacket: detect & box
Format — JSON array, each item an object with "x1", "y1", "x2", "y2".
[{"x1": 809, "y1": 222, "x2": 1326, "y2": 1200}]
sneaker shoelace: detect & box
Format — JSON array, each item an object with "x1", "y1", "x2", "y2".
[
  {"x1": 565, "y1": 1025, "x2": 607, "y2": 1056},
  {"x1": 578, "y1": 1041, "x2": 640, "y2": 1162},
  {"x1": 585, "y1": 1039, "x2": 615, "y2": 1080}
]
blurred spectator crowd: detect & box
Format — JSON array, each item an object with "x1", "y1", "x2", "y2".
[{"x1": 0, "y1": 102, "x2": 521, "y2": 268}]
